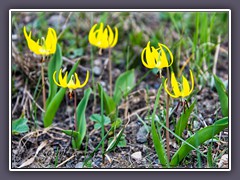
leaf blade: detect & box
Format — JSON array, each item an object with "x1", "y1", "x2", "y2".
[
  {"x1": 43, "y1": 60, "x2": 80, "y2": 127},
  {"x1": 170, "y1": 117, "x2": 228, "y2": 166},
  {"x1": 213, "y1": 75, "x2": 228, "y2": 117}
]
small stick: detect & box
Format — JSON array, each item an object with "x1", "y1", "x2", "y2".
[{"x1": 56, "y1": 154, "x2": 75, "y2": 168}]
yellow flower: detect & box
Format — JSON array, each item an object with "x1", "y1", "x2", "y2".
[
  {"x1": 141, "y1": 41, "x2": 173, "y2": 69},
  {"x1": 88, "y1": 23, "x2": 118, "y2": 49},
  {"x1": 164, "y1": 70, "x2": 194, "y2": 98},
  {"x1": 23, "y1": 26, "x2": 57, "y2": 56},
  {"x1": 53, "y1": 69, "x2": 89, "y2": 92}
]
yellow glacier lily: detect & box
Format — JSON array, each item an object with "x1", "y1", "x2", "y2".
[
  {"x1": 88, "y1": 22, "x2": 118, "y2": 49},
  {"x1": 141, "y1": 41, "x2": 173, "y2": 69},
  {"x1": 53, "y1": 69, "x2": 89, "y2": 92},
  {"x1": 23, "y1": 26, "x2": 57, "y2": 56},
  {"x1": 164, "y1": 70, "x2": 194, "y2": 98}
]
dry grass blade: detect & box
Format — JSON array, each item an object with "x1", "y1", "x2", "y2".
[{"x1": 18, "y1": 140, "x2": 48, "y2": 168}]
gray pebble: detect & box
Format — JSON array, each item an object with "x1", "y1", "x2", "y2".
[
  {"x1": 75, "y1": 162, "x2": 84, "y2": 168},
  {"x1": 136, "y1": 126, "x2": 149, "y2": 144},
  {"x1": 93, "y1": 66, "x2": 101, "y2": 76}
]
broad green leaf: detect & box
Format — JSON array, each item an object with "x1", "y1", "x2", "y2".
[
  {"x1": 62, "y1": 130, "x2": 80, "y2": 138},
  {"x1": 175, "y1": 100, "x2": 196, "y2": 144},
  {"x1": 46, "y1": 44, "x2": 63, "y2": 108},
  {"x1": 113, "y1": 69, "x2": 135, "y2": 105},
  {"x1": 12, "y1": 117, "x2": 29, "y2": 134},
  {"x1": 89, "y1": 114, "x2": 111, "y2": 130},
  {"x1": 74, "y1": 87, "x2": 92, "y2": 150},
  {"x1": 108, "y1": 134, "x2": 127, "y2": 148},
  {"x1": 43, "y1": 60, "x2": 80, "y2": 127},
  {"x1": 214, "y1": 75, "x2": 228, "y2": 117},
  {"x1": 98, "y1": 84, "x2": 117, "y2": 122},
  {"x1": 170, "y1": 117, "x2": 228, "y2": 166},
  {"x1": 151, "y1": 84, "x2": 169, "y2": 167},
  {"x1": 111, "y1": 118, "x2": 122, "y2": 129}
]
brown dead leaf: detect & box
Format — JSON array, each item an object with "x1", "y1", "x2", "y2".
[{"x1": 18, "y1": 140, "x2": 48, "y2": 168}]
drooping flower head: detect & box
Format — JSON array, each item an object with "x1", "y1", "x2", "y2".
[
  {"x1": 164, "y1": 70, "x2": 194, "y2": 98},
  {"x1": 23, "y1": 26, "x2": 57, "y2": 56},
  {"x1": 53, "y1": 69, "x2": 89, "y2": 93},
  {"x1": 88, "y1": 22, "x2": 118, "y2": 49},
  {"x1": 141, "y1": 41, "x2": 173, "y2": 69}
]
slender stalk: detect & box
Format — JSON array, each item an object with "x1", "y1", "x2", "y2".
[
  {"x1": 108, "y1": 48, "x2": 112, "y2": 97},
  {"x1": 165, "y1": 68, "x2": 171, "y2": 161},
  {"x1": 41, "y1": 56, "x2": 46, "y2": 111},
  {"x1": 74, "y1": 91, "x2": 77, "y2": 131},
  {"x1": 100, "y1": 88, "x2": 105, "y2": 164},
  {"x1": 90, "y1": 12, "x2": 97, "y2": 114}
]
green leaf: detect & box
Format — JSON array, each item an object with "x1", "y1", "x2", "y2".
[
  {"x1": 108, "y1": 134, "x2": 127, "y2": 148},
  {"x1": 62, "y1": 130, "x2": 80, "y2": 138},
  {"x1": 68, "y1": 48, "x2": 84, "y2": 59},
  {"x1": 175, "y1": 100, "x2": 196, "y2": 144},
  {"x1": 90, "y1": 114, "x2": 111, "y2": 130},
  {"x1": 46, "y1": 44, "x2": 63, "y2": 108},
  {"x1": 105, "y1": 128, "x2": 125, "y2": 153},
  {"x1": 43, "y1": 60, "x2": 80, "y2": 127},
  {"x1": 12, "y1": 117, "x2": 29, "y2": 134},
  {"x1": 113, "y1": 69, "x2": 135, "y2": 105},
  {"x1": 151, "y1": 84, "x2": 169, "y2": 167},
  {"x1": 207, "y1": 146, "x2": 213, "y2": 168},
  {"x1": 213, "y1": 75, "x2": 228, "y2": 117},
  {"x1": 98, "y1": 84, "x2": 117, "y2": 122},
  {"x1": 111, "y1": 118, "x2": 122, "y2": 129},
  {"x1": 74, "y1": 87, "x2": 92, "y2": 150},
  {"x1": 170, "y1": 117, "x2": 228, "y2": 166}
]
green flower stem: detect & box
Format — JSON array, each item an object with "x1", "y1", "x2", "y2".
[
  {"x1": 165, "y1": 67, "x2": 171, "y2": 161},
  {"x1": 74, "y1": 91, "x2": 77, "y2": 131},
  {"x1": 100, "y1": 88, "x2": 105, "y2": 164},
  {"x1": 108, "y1": 48, "x2": 112, "y2": 97},
  {"x1": 41, "y1": 56, "x2": 46, "y2": 111},
  {"x1": 90, "y1": 13, "x2": 97, "y2": 114}
]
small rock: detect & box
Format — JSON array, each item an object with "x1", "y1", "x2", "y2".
[
  {"x1": 66, "y1": 105, "x2": 74, "y2": 114},
  {"x1": 206, "y1": 118, "x2": 213, "y2": 125},
  {"x1": 217, "y1": 154, "x2": 228, "y2": 168},
  {"x1": 75, "y1": 162, "x2": 84, "y2": 168},
  {"x1": 113, "y1": 69, "x2": 121, "y2": 78},
  {"x1": 93, "y1": 66, "x2": 101, "y2": 76},
  {"x1": 136, "y1": 126, "x2": 149, "y2": 143},
  {"x1": 193, "y1": 120, "x2": 201, "y2": 130},
  {"x1": 100, "y1": 81, "x2": 106, "y2": 87},
  {"x1": 131, "y1": 151, "x2": 142, "y2": 161},
  {"x1": 48, "y1": 15, "x2": 66, "y2": 27},
  {"x1": 94, "y1": 59, "x2": 102, "y2": 66}
]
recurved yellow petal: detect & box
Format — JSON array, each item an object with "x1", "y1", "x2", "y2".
[
  {"x1": 24, "y1": 26, "x2": 42, "y2": 55},
  {"x1": 89, "y1": 24, "x2": 98, "y2": 45},
  {"x1": 23, "y1": 26, "x2": 57, "y2": 56},
  {"x1": 107, "y1": 25, "x2": 114, "y2": 45},
  {"x1": 79, "y1": 71, "x2": 90, "y2": 88},
  {"x1": 189, "y1": 70, "x2": 194, "y2": 95},
  {"x1": 164, "y1": 78, "x2": 180, "y2": 98},
  {"x1": 158, "y1": 43, "x2": 173, "y2": 68},
  {"x1": 111, "y1": 27, "x2": 118, "y2": 47},
  {"x1": 88, "y1": 23, "x2": 118, "y2": 49},
  {"x1": 58, "y1": 69, "x2": 68, "y2": 87},
  {"x1": 171, "y1": 72, "x2": 181, "y2": 97},
  {"x1": 53, "y1": 71, "x2": 62, "y2": 87},
  {"x1": 182, "y1": 75, "x2": 190, "y2": 97}
]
